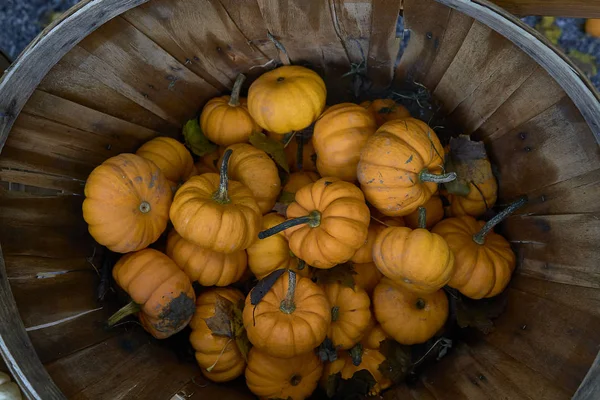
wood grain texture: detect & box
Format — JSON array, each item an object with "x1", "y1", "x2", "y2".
[
  {"x1": 0, "y1": 169, "x2": 84, "y2": 195},
  {"x1": 366, "y1": 0, "x2": 403, "y2": 89},
  {"x1": 330, "y1": 0, "x2": 373, "y2": 66},
  {"x1": 0, "y1": 244, "x2": 66, "y2": 400},
  {"x1": 574, "y1": 351, "x2": 600, "y2": 400},
  {"x1": 489, "y1": 0, "x2": 600, "y2": 18}
]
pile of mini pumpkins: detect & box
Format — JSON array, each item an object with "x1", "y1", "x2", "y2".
[{"x1": 82, "y1": 65, "x2": 523, "y2": 399}]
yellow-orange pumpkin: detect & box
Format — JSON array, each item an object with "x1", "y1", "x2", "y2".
[
  {"x1": 353, "y1": 262, "x2": 383, "y2": 295},
  {"x1": 248, "y1": 65, "x2": 326, "y2": 134},
  {"x1": 283, "y1": 171, "x2": 321, "y2": 196},
  {"x1": 404, "y1": 195, "x2": 444, "y2": 229},
  {"x1": 373, "y1": 279, "x2": 448, "y2": 345},
  {"x1": 360, "y1": 99, "x2": 410, "y2": 126},
  {"x1": 445, "y1": 176, "x2": 498, "y2": 218},
  {"x1": 136, "y1": 136, "x2": 195, "y2": 191},
  {"x1": 83, "y1": 154, "x2": 172, "y2": 253},
  {"x1": 586, "y1": 19, "x2": 600, "y2": 37},
  {"x1": 313, "y1": 103, "x2": 377, "y2": 181},
  {"x1": 351, "y1": 222, "x2": 386, "y2": 264},
  {"x1": 166, "y1": 230, "x2": 247, "y2": 286}
]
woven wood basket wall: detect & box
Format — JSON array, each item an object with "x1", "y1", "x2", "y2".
[{"x1": 0, "y1": 0, "x2": 599, "y2": 399}]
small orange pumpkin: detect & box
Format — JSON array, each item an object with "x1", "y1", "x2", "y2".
[
  {"x1": 445, "y1": 176, "x2": 498, "y2": 218},
  {"x1": 357, "y1": 118, "x2": 456, "y2": 216},
  {"x1": 246, "y1": 347, "x2": 322, "y2": 400},
  {"x1": 360, "y1": 319, "x2": 389, "y2": 350},
  {"x1": 285, "y1": 135, "x2": 318, "y2": 172},
  {"x1": 109, "y1": 249, "x2": 196, "y2": 339},
  {"x1": 432, "y1": 197, "x2": 525, "y2": 299},
  {"x1": 246, "y1": 213, "x2": 310, "y2": 279},
  {"x1": 353, "y1": 262, "x2": 383, "y2": 295},
  {"x1": 373, "y1": 279, "x2": 448, "y2": 345},
  {"x1": 360, "y1": 99, "x2": 410, "y2": 126},
  {"x1": 243, "y1": 271, "x2": 330, "y2": 358},
  {"x1": 193, "y1": 148, "x2": 222, "y2": 175},
  {"x1": 200, "y1": 74, "x2": 260, "y2": 146},
  {"x1": 170, "y1": 149, "x2": 261, "y2": 253},
  {"x1": 189, "y1": 287, "x2": 246, "y2": 382},
  {"x1": 248, "y1": 65, "x2": 326, "y2": 134},
  {"x1": 220, "y1": 143, "x2": 281, "y2": 214},
  {"x1": 166, "y1": 230, "x2": 247, "y2": 286},
  {"x1": 83, "y1": 154, "x2": 172, "y2": 253},
  {"x1": 136, "y1": 136, "x2": 195, "y2": 190},
  {"x1": 313, "y1": 103, "x2": 377, "y2": 182},
  {"x1": 404, "y1": 195, "x2": 444, "y2": 229},
  {"x1": 282, "y1": 171, "x2": 321, "y2": 196},
  {"x1": 586, "y1": 19, "x2": 600, "y2": 37},
  {"x1": 258, "y1": 178, "x2": 370, "y2": 269},
  {"x1": 351, "y1": 222, "x2": 386, "y2": 264},
  {"x1": 373, "y1": 208, "x2": 455, "y2": 294}
]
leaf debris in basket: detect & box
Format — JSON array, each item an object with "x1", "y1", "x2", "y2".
[
  {"x1": 378, "y1": 339, "x2": 412, "y2": 384},
  {"x1": 183, "y1": 118, "x2": 217, "y2": 157},
  {"x1": 451, "y1": 290, "x2": 508, "y2": 334},
  {"x1": 204, "y1": 294, "x2": 235, "y2": 338},
  {"x1": 328, "y1": 369, "x2": 377, "y2": 400},
  {"x1": 444, "y1": 135, "x2": 494, "y2": 197},
  {"x1": 278, "y1": 191, "x2": 296, "y2": 205},
  {"x1": 313, "y1": 262, "x2": 356, "y2": 289},
  {"x1": 318, "y1": 337, "x2": 338, "y2": 362},
  {"x1": 249, "y1": 131, "x2": 290, "y2": 173}
]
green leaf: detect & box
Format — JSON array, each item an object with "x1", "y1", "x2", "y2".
[
  {"x1": 318, "y1": 337, "x2": 338, "y2": 362},
  {"x1": 278, "y1": 191, "x2": 296, "y2": 205},
  {"x1": 249, "y1": 131, "x2": 290, "y2": 173},
  {"x1": 204, "y1": 294, "x2": 234, "y2": 338},
  {"x1": 183, "y1": 118, "x2": 217, "y2": 157},
  {"x1": 378, "y1": 339, "x2": 411, "y2": 384},
  {"x1": 313, "y1": 263, "x2": 356, "y2": 289},
  {"x1": 453, "y1": 290, "x2": 508, "y2": 334}
]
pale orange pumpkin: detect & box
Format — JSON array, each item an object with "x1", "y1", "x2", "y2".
[
  {"x1": 313, "y1": 103, "x2": 377, "y2": 181},
  {"x1": 136, "y1": 136, "x2": 195, "y2": 191},
  {"x1": 83, "y1": 154, "x2": 172, "y2": 253},
  {"x1": 361, "y1": 99, "x2": 410, "y2": 126}
]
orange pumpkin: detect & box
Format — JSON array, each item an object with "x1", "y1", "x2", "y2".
[
  {"x1": 200, "y1": 74, "x2": 260, "y2": 146},
  {"x1": 83, "y1": 154, "x2": 172, "y2": 253},
  {"x1": 136, "y1": 136, "x2": 195, "y2": 190},
  {"x1": 313, "y1": 103, "x2": 377, "y2": 182},
  {"x1": 248, "y1": 65, "x2": 326, "y2": 134},
  {"x1": 357, "y1": 118, "x2": 456, "y2": 216},
  {"x1": 445, "y1": 176, "x2": 498, "y2": 218},
  {"x1": 353, "y1": 262, "x2": 383, "y2": 295},
  {"x1": 170, "y1": 149, "x2": 261, "y2": 253},
  {"x1": 373, "y1": 208, "x2": 455, "y2": 294},
  {"x1": 321, "y1": 346, "x2": 392, "y2": 396},
  {"x1": 373, "y1": 279, "x2": 448, "y2": 345},
  {"x1": 404, "y1": 195, "x2": 444, "y2": 229},
  {"x1": 360, "y1": 320, "x2": 389, "y2": 350},
  {"x1": 432, "y1": 197, "x2": 525, "y2": 299},
  {"x1": 285, "y1": 135, "x2": 318, "y2": 172},
  {"x1": 246, "y1": 213, "x2": 310, "y2": 279},
  {"x1": 243, "y1": 271, "x2": 330, "y2": 358},
  {"x1": 283, "y1": 171, "x2": 321, "y2": 196},
  {"x1": 193, "y1": 148, "x2": 221, "y2": 175},
  {"x1": 189, "y1": 288, "x2": 246, "y2": 382},
  {"x1": 361, "y1": 99, "x2": 410, "y2": 126},
  {"x1": 166, "y1": 230, "x2": 247, "y2": 286},
  {"x1": 322, "y1": 282, "x2": 372, "y2": 349},
  {"x1": 351, "y1": 222, "x2": 386, "y2": 263},
  {"x1": 586, "y1": 19, "x2": 600, "y2": 37},
  {"x1": 246, "y1": 347, "x2": 322, "y2": 400},
  {"x1": 220, "y1": 143, "x2": 281, "y2": 214},
  {"x1": 109, "y1": 249, "x2": 196, "y2": 339},
  {"x1": 258, "y1": 178, "x2": 370, "y2": 269}
]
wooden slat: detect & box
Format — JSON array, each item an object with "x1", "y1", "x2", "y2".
[
  {"x1": 489, "y1": 0, "x2": 600, "y2": 18},
  {"x1": 504, "y1": 213, "x2": 600, "y2": 288},
  {"x1": 473, "y1": 66, "x2": 566, "y2": 142},
  {"x1": 385, "y1": 382, "x2": 438, "y2": 400},
  {"x1": 486, "y1": 98, "x2": 600, "y2": 200},
  {"x1": 0, "y1": 194, "x2": 85, "y2": 228},
  {"x1": 366, "y1": 0, "x2": 403, "y2": 89},
  {"x1": 124, "y1": 0, "x2": 274, "y2": 90},
  {"x1": 0, "y1": 146, "x2": 92, "y2": 181},
  {"x1": 482, "y1": 288, "x2": 600, "y2": 393},
  {"x1": 330, "y1": 0, "x2": 373, "y2": 66},
  {"x1": 574, "y1": 351, "x2": 600, "y2": 400},
  {"x1": 0, "y1": 169, "x2": 84, "y2": 195},
  {"x1": 395, "y1": 0, "x2": 452, "y2": 85}
]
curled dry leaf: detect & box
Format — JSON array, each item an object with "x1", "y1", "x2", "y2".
[
  {"x1": 326, "y1": 370, "x2": 377, "y2": 400},
  {"x1": 204, "y1": 295, "x2": 250, "y2": 361},
  {"x1": 444, "y1": 135, "x2": 493, "y2": 197},
  {"x1": 249, "y1": 131, "x2": 290, "y2": 173},
  {"x1": 378, "y1": 339, "x2": 412, "y2": 384},
  {"x1": 451, "y1": 290, "x2": 508, "y2": 334},
  {"x1": 183, "y1": 118, "x2": 217, "y2": 157},
  {"x1": 312, "y1": 263, "x2": 356, "y2": 289}
]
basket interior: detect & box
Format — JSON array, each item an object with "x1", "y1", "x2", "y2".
[{"x1": 0, "y1": 0, "x2": 599, "y2": 399}]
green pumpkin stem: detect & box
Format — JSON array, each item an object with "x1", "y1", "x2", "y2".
[
  {"x1": 419, "y1": 169, "x2": 457, "y2": 184},
  {"x1": 258, "y1": 210, "x2": 321, "y2": 239},
  {"x1": 213, "y1": 149, "x2": 233, "y2": 204},
  {"x1": 472, "y1": 196, "x2": 528, "y2": 245},
  {"x1": 418, "y1": 206, "x2": 427, "y2": 229},
  {"x1": 280, "y1": 270, "x2": 297, "y2": 314},
  {"x1": 107, "y1": 301, "x2": 140, "y2": 326},
  {"x1": 349, "y1": 343, "x2": 364, "y2": 366},
  {"x1": 228, "y1": 74, "x2": 246, "y2": 107}
]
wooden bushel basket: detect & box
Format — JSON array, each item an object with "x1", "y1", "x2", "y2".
[{"x1": 0, "y1": 0, "x2": 599, "y2": 399}]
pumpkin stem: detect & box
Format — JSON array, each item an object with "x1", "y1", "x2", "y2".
[
  {"x1": 419, "y1": 169, "x2": 457, "y2": 184},
  {"x1": 290, "y1": 374, "x2": 302, "y2": 386},
  {"x1": 331, "y1": 306, "x2": 340, "y2": 322},
  {"x1": 139, "y1": 201, "x2": 151, "y2": 214},
  {"x1": 418, "y1": 206, "x2": 427, "y2": 229},
  {"x1": 415, "y1": 298, "x2": 426, "y2": 310},
  {"x1": 258, "y1": 210, "x2": 321, "y2": 239},
  {"x1": 297, "y1": 258, "x2": 306, "y2": 271},
  {"x1": 228, "y1": 74, "x2": 246, "y2": 107},
  {"x1": 213, "y1": 149, "x2": 233, "y2": 204},
  {"x1": 349, "y1": 343, "x2": 363, "y2": 366},
  {"x1": 280, "y1": 270, "x2": 297, "y2": 314},
  {"x1": 473, "y1": 196, "x2": 527, "y2": 244},
  {"x1": 107, "y1": 301, "x2": 140, "y2": 327}
]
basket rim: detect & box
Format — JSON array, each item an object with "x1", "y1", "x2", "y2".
[{"x1": 0, "y1": 1, "x2": 599, "y2": 399}]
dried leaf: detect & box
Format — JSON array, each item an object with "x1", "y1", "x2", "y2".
[
  {"x1": 250, "y1": 268, "x2": 286, "y2": 306},
  {"x1": 378, "y1": 339, "x2": 411, "y2": 384},
  {"x1": 249, "y1": 131, "x2": 290, "y2": 173},
  {"x1": 278, "y1": 191, "x2": 296, "y2": 205},
  {"x1": 318, "y1": 337, "x2": 338, "y2": 362},
  {"x1": 444, "y1": 135, "x2": 494, "y2": 196},
  {"x1": 272, "y1": 202, "x2": 288, "y2": 217},
  {"x1": 336, "y1": 370, "x2": 377, "y2": 399},
  {"x1": 313, "y1": 263, "x2": 356, "y2": 289},
  {"x1": 453, "y1": 292, "x2": 508, "y2": 334},
  {"x1": 231, "y1": 299, "x2": 251, "y2": 361},
  {"x1": 183, "y1": 118, "x2": 217, "y2": 157},
  {"x1": 204, "y1": 295, "x2": 234, "y2": 338},
  {"x1": 325, "y1": 372, "x2": 341, "y2": 398}
]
